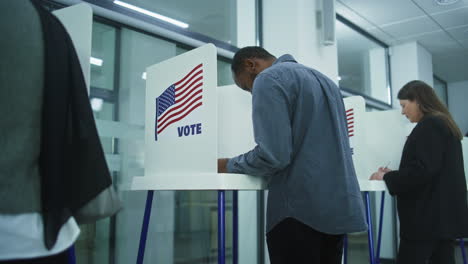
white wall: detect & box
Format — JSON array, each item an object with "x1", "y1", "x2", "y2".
[
  {"x1": 262, "y1": 0, "x2": 339, "y2": 81},
  {"x1": 448, "y1": 80, "x2": 468, "y2": 135}
]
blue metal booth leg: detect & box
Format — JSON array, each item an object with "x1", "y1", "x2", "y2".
[
  {"x1": 136, "y1": 190, "x2": 155, "y2": 264},
  {"x1": 375, "y1": 191, "x2": 385, "y2": 264},
  {"x1": 218, "y1": 191, "x2": 226, "y2": 264},
  {"x1": 364, "y1": 191, "x2": 376, "y2": 264},
  {"x1": 343, "y1": 234, "x2": 348, "y2": 264},
  {"x1": 233, "y1": 190, "x2": 239, "y2": 264},
  {"x1": 460, "y1": 239, "x2": 467, "y2": 264},
  {"x1": 67, "y1": 245, "x2": 76, "y2": 264}
]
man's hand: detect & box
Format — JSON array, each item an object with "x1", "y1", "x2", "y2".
[{"x1": 218, "y1": 158, "x2": 229, "y2": 173}]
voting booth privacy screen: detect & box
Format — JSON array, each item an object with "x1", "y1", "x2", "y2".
[
  {"x1": 344, "y1": 97, "x2": 415, "y2": 191},
  {"x1": 53, "y1": 4, "x2": 92, "y2": 91},
  {"x1": 132, "y1": 44, "x2": 265, "y2": 190},
  {"x1": 144, "y1": 44, "x2": 217, "y2": 177}
]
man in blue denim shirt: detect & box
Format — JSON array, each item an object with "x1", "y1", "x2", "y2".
[{"x1": 218, "y1": 47, "x2": 367, "y2": 263}]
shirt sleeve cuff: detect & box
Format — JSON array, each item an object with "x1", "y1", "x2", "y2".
[
  {"x1": 383, "y1": 171, "x2": 397, "y2": 196},
  {"x1": 226, "y1": 157, "x2": 240, "y2": 173}
]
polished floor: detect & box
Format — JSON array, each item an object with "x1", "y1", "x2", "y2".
[{"x1": 73, "y1": 224, "x2": 468, "y2": 264}]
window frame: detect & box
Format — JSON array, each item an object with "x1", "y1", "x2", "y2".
[
  {"x1": 336, "y1": 14, "x2": 393, "y2": 110},
  {"x1": 433, "y1": 75, "x2": 449, "y2": 107}
]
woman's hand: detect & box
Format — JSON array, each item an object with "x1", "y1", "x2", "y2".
[
  {"x1": 369, "y1": 167, "x2": 392, "y2": 181},
  {"x1": 379, "y1": 167, "x2": 392, "y2": 173}
]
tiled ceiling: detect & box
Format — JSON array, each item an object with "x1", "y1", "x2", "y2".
[{"x1": 337, "y1": 0, "x2": 468, "y2": 83}]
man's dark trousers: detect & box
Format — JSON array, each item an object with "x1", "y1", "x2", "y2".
[{"x1": 267, "y1": 217, "x2": 344, "y2": 264}]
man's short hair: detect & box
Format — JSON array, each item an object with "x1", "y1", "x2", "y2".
[{"x1": 231, "y1": 46, "x2": 275, "y2": 74}]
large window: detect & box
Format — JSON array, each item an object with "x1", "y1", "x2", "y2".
[
  {"x1": 336, "y1": 17, "x2": 392, "y2": 106},
  {"x1": 111, "y1": 0, "x2": 238, "y2": 45}
]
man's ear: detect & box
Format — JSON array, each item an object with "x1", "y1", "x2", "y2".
[{"x1": 244, "y1": 59, "x2": 256, "y2": 73}]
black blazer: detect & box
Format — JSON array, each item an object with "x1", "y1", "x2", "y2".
[
  {"x1": 384, "y1": 115, "x2": 468, "y2": 240},
  {"x1": 33, "y1": 1, "x2": 112, "y2": 249}
]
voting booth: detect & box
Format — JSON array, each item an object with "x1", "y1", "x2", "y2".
[
  {"x1": 131, "y1": 44, "x2": 265, "y2": 264},
  {"x1": 131, "y1": 44, "x2": 265, "y2": 191},
  {"x1": 343, "y1": 96, "x2": 415, "y2": 263},
  {"x1": 344, "y1": 97, "x2": 468, "y2": 264},
  {"x1": 53, "y1": 4, "x2": 92, "y2": 91},
  {"x1": 343, "y1": 97, "x2": 415, "y2": 191}
]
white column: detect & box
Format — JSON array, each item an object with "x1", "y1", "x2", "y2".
[
  {"x1": 390, "y1": 42, "x2": 433, "y2": 108},
  {"x1": 262, "y1": 0, "x2": 339, "y2": 81}
]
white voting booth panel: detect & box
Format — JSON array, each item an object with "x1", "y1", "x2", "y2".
[
  {"x1": 131, "y1": 44, "x2": 265, "y2": 190},
  {"x1": 217, "y1": 85, "x2": 267, "y2": 189},
  {"x1": 345, "y1": 97, "x2": 468, "y2": 191},
  {"x1": 53, "y1": 4, "x2": 92, "y2": 91},
  {"x1": 217, "y1": 85, "x2": 255, "y2": 158},
  {"x1": 343, "y1": 96, "x2": 379, "y2": 190},
  {"x1": 360, "y1": 110, "x2": 415, "y2": 190},
  {"x1": 344, "y1": 96, "x2": 415, "y2": 191}
]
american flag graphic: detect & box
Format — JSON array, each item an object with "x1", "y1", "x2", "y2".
[
  {"x1": 346, "y1": 108, "x2": 354, "y2": 138},
  {"x1": 155, "y1": 63, "x2": 203, "y2": 140}
]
